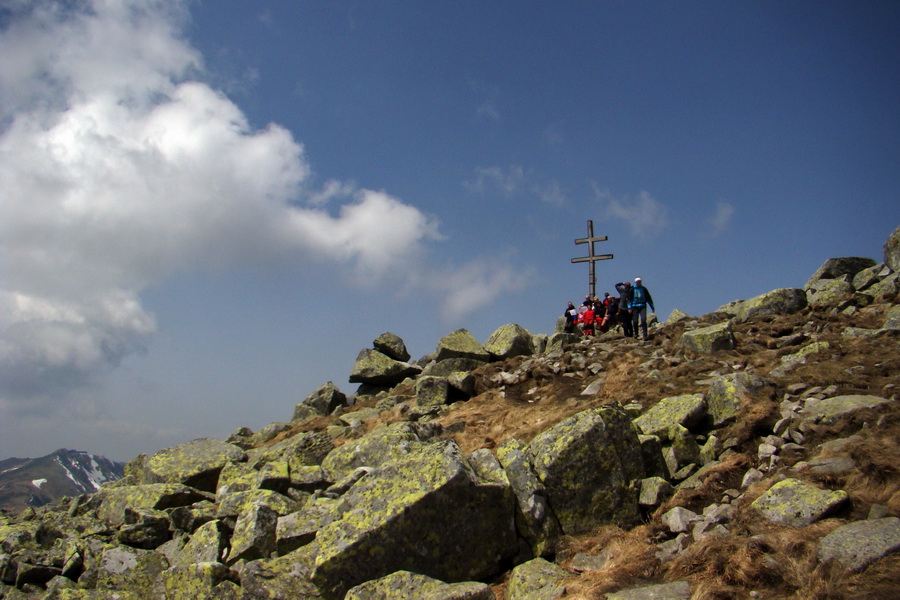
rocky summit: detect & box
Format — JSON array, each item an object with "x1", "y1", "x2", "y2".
[{"x1": 1, "y1": 225, "x2": 899, "y2": 599}]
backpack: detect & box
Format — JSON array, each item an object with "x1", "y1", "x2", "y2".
[{"x1": 632, "y1": 286, "x2": 646, "y2": 307}]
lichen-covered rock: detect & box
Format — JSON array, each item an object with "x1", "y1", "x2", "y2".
[
  {"x1": 852, "y1": 263, "x2": 884, "y2": 291},
  {"x1": 505, "y1": 557, "x2": 569, "y2": 600},
  {"x1": 416, "y1": 376, "x2": 450, "y2": 406},
  {"x1": 276, "y1": 497, "x2": 339, "y2": 555},
  {"x1": 95, "y1": 545, "x2": 168, "y2": 598},
  {"x1": 345, "y1": 570, "x2": 495, "y2": 600},
  {"x1": 750, "y1": 478, "x2": 848, "y2": 527},
  {"x1": 496, "y1": 440, "x2": 562, "y2": 557},
  {"x1": 633, "y1": 394, "x2": 707, "y2": 439},
  {"x1": 806, "y1": 277, "x2": 855, "y2": 309},
  {"x1": 769, "y1": 341, "x2": 831, "y2": 377},
  {"x1": 667, "y1": 425, "x2": 701, "y2": 469},
  {"x1": 666, "y1": 309, "x2": 691, "y2": 323},
  {"x1": 97, "y1": 484, "x2": 211, "y2": 527},
  {"x1": 239, "y1": 553, "x2": 321, "y2": 600},
  {"x1": 883, "y1": 225, "x2": 900, "y2": 271},
  {"x1": 735, "y1": 288, "x2": 808, "y2": 322},
  {"x1": 161, "y1": 562, "x2": 239, "y2": 600},
  {"x1": 320, "y1": 421, "x2": 438, "y2": 481},
  {"x1": 373, "y1": 332, "x2": 411, "y2": 362},
  {"x1": 348, "y1": 348, "x2": 421, "y2": 386},
  {"x1": 227, "y1": 501, "x2": 278, "y2": 564},
  {"x1": 246, "y1": 430, "x2": 334, "y2": 468},
  {"x1": 817, "y1": 517, "x2": 900, "y2": 572},
  {"x1": 606, "y1": 580, "x2": 691, "y2": 600},
  {"x1": 434, "y1": 329, "x2": 491, "y2": 363},
  {"x1": 421, "y1": 357, "x2": 487, "y2": 378},
  {"x1": 483, "y1": 324, "x2": 536, "y2": 360},
  {"x1": 545, "y1": 332, "x2": 581, "y2": 356},
  {"x1": 170, "y1": 520, "x2": 228, "y2": 566},
  {"x1": 705, "y1": 373, "x2": 769, "y2": 427},
  {"x1": 799, "y1": 394, "x2": 893, "y2": 425},
  {"x1": 310, "y1": 440, "x2": 517, "y2": 600},
  {"x1": 117, "y1": 508, "x2": 171, "y2": 550},
  {"x1": 128, "y1": 439, "x2": 247, "y2": 493},
  {"x1": 637, "y1": 435, "x2": 667, "y2": 479},
  {"x1": 216, "y1": 489, "x2": 301, "y2": 519},
  {"x1": 679, "y1": 322, "x2": 735, "y2": 353},
  {"x1": 295, "y1": 382, "x2": 347, "y2": 418},
  {"x1": 862, "y1": 271, "x2": 899, "y2": 301},
  {"x1": 805, "y1": 257, "x2": 877, "y2": 290},
  {"x1": 639, "y1": 477, "x2": 674, "y2": 507},
  {"x1": 883, "y1": 305, "x2": 900, "y2": 330},
  {"x1": 527, "y1": 405, "x2": 645, "y2": 534}
]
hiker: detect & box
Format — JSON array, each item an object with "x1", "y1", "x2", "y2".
[
  {"x1": 629, "y1": 276, "x2": 656, "y2": 341},
  {"x1": 582, "y1": 303, "x2": 596, "y2": 336},
  {"x1": 615, "y1": 281, "x2": 634, "y2": 338},
  {"x1": 563, "y1": 301, "x2": 577, "y2": 333}
]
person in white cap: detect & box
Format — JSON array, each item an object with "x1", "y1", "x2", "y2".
[{"x1": 629, "y1": 276, "x2": 655, "y2": 341}]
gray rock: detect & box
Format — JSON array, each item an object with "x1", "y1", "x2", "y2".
[
  {"x1": 346, "y1": 570, "x2": 495, "y2": 600},
  {"x1": 805, "y1": 257, "x2": 877, "y2": 290},
  {"x1": 884, "y1": 225, "x2": 900, "y2": 271},
  {"x1": 416, "y1": 375, "x2": 450, "y2": 406},
  {"x1": 679, "y1": 322, "x2": 735, "y2": 353},
  {"x1": 639, "y1": 477, "x2": 674, "y2": 507},
  {"x1": 483, "y1": 323, "x2": 536, "y2": 360},
  {"x1": 227, "y1": 501, "x2": 277, "y2": 564},
  {"x1": 505, "y1": 558, "x2": 569, "y2": 600},
  {"x1": 311, "y1": 440, "x2": 517, "y2": 599},
  {"x1": 605, "y1": 581, "x2": 691, "y2": 600},
  {"x1": 806, "y1": 277, "x2": 855, "y2": 309},
  {"x1": 128, "y1": 438, "x2": 247, "y2": 492},
  {"x1": 817, "y1": 517, "x2": 900, "y2": 572},
  {"x1": 320, "y1": 421, "x2": 435, "y2": 481},
  {"x1": 348, "y1": 348, "x2": 422, "y2": 386},
  {"x1": 750, "y1": 478, "x2": 848, "y2": 527},
  {"x1": 735, "y1": 288, "x2": 808, "y2": 323},
  {"x1": 373, "y1": 332, "x2": 411, "y2": 362},
  {"x1": 528, "y1": 405, "x2": 645, "y2": 534},
  {"x1": 799, "y1": 394, "x2": 893, "y2": 425},
  {"x1": 295, "y1": 382, "x2": 347, "y2": 418},
  {"x1": 434, "y1": 329, "x2": 491, "y2": 363},
  {"x1": 883, "y1": 304, "x2": 900, "y2": 330},
  {"x1": 807, "y1": 456, "x2": 857, "y2": 477},
  {"x1": 661, "y1": 507, "x2": 699, "y2": 534},
  {"x1": 633, "y1": 394, "x2": 707, "y2": 439}
]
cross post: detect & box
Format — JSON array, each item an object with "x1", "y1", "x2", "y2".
[{"x1": 571, "y1": 220, "x2": 613, "y2": 298}]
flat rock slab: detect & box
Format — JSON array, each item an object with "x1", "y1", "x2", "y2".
[
  {"x1": 751, "y1": 478, "x2": 848, "y2": 527},
  {"x1": 505, "y1": 558, "x2": 569, "y2": 600},
  {"x1": 799, "y1": 394, "x2": 893, "y2": 425},
  {"x1": 817, "y1": 517, "x2": 900, "y2": 572},
  {"x1": 633, "y1": 394, "x2": 707, "y2": 439},
  {"x1": 345, "y1": 570, "x2": 495, "y2": 600},
  {"x1": 606, "y1": 580, "x2": 691, "y2": 600}
]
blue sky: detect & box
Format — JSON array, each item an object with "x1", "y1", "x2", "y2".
[{"x1": 1, "y1": 0, "x2": 898, "y2": 461}]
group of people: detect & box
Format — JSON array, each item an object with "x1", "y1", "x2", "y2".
[{"x1": 564, "y1": 277, "x2": 656, "y2": 341}]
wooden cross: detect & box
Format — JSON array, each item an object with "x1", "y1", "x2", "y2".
[{"x1": 571, "y1": 220, "x2": 613, "y2": 299}]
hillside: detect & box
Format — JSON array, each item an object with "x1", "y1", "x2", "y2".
[
  {"x1": 0, "y1": 449, "x2": 124, "y2": 515},
  {"x1": 0, "y1": 226, "x2": 898, "y2": 600}
]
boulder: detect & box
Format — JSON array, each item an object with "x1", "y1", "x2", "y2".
[
  {"x1": 817, "y1": 517, "x2": 900, "y2": 572},
  {"x1": 117, "y1": 508, "x2": 171, "y2": 550},
  {"x1": 373, "y1": 332, "x2": 411, "y2": 362},
  {"x1": 639, "y1": 477, "x2": 674, "y2": 507},
  {"x1": 239, "y1": 553, "x2": 321, "y2": 599},
  {"x1": 416, "y1": 376, "x2": 450, "y2": 406},
  {"x1": 95, "y1": 546, "x2": 168, "y2": 598},
  {"x1": 705, "y1": 373, "x2": 770, "y2": 427},
  {"x1": 161, "y1": 563, "x2": 239, "y2": 600},
  {"x1": 527, "y1": 405, "x2": 645, "y2": 534},
  {"x1": 483, "y1": 324, "x2": 536, "y2": 360},
  {"x1": 129, "y1": 438, "x2": 247, "y2": 492},
  {"x1": 883, "y1": 305, "x2": 900, "y2": 330},
  {"x1": 852, "y1": 263, "x2": 884, "y2": 291},
  {"x1": 97, "y1": 484, "x2": 211, "y2": 527},
  {"x1": 806, "y1": 277, "x2": 854, "y2": 309},
  {"x1": 799, "y1": 394, "x2": 893, "y2": 425},
  {"x1": 750, "y1": 478, "x2": 848, "y2": 527},
  {"x1": 216, "y1": 489, "x2": 301, "y2": 519},
  {"x1": 679, "y1": 322, "x2": 735, "y2": 353},
  {"x1": 505, "y1": 557, "x2": 569, "y2": 600},
  {"x1": 227, "y1": 501, "x2": 278, "y2": 564},
  {"x1": 769, "y1": 341, "x2": 831, "y2": 377},
  {"x1": 246, "y1": 430, "x2": 334, "y2": 468},
  {"x1": 606, "y1": 581, "x2": 691, "y2": 600},
  {"x1": 884, "y1": 225, "x2": 900, "y2": 271},
  {"x1": 345, "y1": 570, "x2": 495, "y2": 600},
  {"x1": 863, "y1": 271, "x2": 899, "y2": 301},
  {"x1": 633, "y1": 394, "x2": 707, "y2": 439},
  {"x1": 434, "y1": 329, "x2": 491, "y2": 363},
  {"x1": 348, "y1": 348, "x2": 421, "y2": 386},
  {"x1": 734, "y1": 288, "x2": 808, "y2": 323},
  {"x1": 171, "y1": 520, "x2": 228, "y2": 566},
  {"x1": 496, "y1": 440, "x2": 562, "y2": 557},
  {"x1": 310, "y1": 440, "x2": 518, "y2": 600},
  {"x1": 276, "y1": 497, "x2": 339, "y2": 554},
  {"x1": 421, "y1": 357, "x2": 488, "y2": 377},
  {"x1": 545, "y1": 332, "x2": 581, "y2": 355},
  {"x1": 804, "y1": 257, "x2": 876, "y2": 289},
  {"x1": 667, "y1": 425, "x2": 701, "y2": 469},
  {"x1": 295, "y1": 382, "x2": 347, "y2": 418},
  {"x1": 666, "y1": 309, "x2": 691, "y2": 323},
  {"x1": 320, "y1": 421, "x2": 438, "y2": 481}
]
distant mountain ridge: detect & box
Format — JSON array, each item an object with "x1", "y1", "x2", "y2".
[{"x1": 0, "y1": 448, "x2": 125, "y2": 514}]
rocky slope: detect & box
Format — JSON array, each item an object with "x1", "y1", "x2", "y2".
[
  {"x1": 0, "y1": 225, "x2": 898, "y2": 600},
  {"x1": 0, "y1": 450, "x2": 124, "y2": 515}
]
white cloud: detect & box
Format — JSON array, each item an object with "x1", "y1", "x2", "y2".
[
  {"x1": 465, "y1": 165, "x2": 526, "y2": 197},
  {"x1": 708, "y1": 200, "x2": 735, "y2": 236},
  {"x1": 594, "y1": 187, "x2": 670, "y2": 239},
  {"x1": 425, "y1": 258, "x2": 532, "y2": 323},
  {"x1": 0, "y1": 0, "x2": 518, "y2": 413}
]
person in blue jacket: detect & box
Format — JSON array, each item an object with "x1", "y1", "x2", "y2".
[{"x1": 629, "y1": 276, "x2": 655, "y2": 341}]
